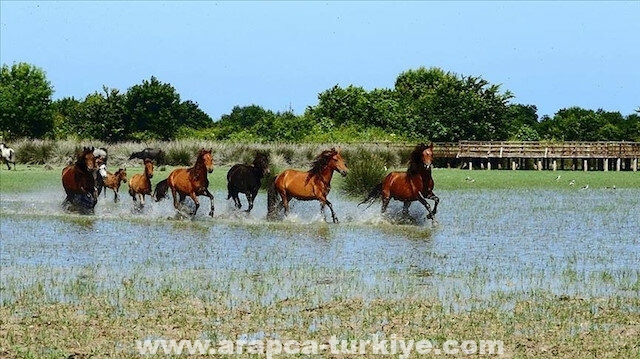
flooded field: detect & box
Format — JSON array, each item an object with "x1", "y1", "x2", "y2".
[{"x1": 2, "y1": 184, "x2": 638, "y2": 312}]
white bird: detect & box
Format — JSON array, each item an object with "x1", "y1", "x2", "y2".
[
  {"x1": 555, "y1": 175, "x2": 561, "y2": 181},
  {"x1": 581, "y1": 184, "x2": 589, "y2": 190},
  {"x1": 569, "y1": 180, "x2": 576, "y2": 186}
]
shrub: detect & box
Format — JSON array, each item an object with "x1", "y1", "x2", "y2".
[
  {"x1": 16, "y1": 140, "x2": 55, "y2": 164},
  {"x1": 165, "y1": 147, "x2": 194, "y2": 166},
  {"x1": 341, "y1": 150, "x2": 387, "y2": 197}
]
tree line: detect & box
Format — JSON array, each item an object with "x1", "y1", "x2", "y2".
[{"x1": 1, "y1": 62, "x2": 639, "y2": 143}]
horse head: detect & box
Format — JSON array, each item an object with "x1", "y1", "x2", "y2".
[
  {"x1": 310, "y1": 148, "x2": 348, "y2": 177},
  {"x1": 98, "y1": 164, "x2": 108, "y2": 178},
  {"x1": 253, "y1": 151, "x2": 270, "y2": 175},
  {"x1": 80, "y1": 146, "x2": 97, "y2": 171},
  {"x1": 117, "y1": 168, "x2": 128, "y2": 183},
  {"x1": 143, "y1": 159, "x2": 154, "y2": 178},
  {"x1": 197, "y1": 148, "x2": 214, "y2": 174},
  {"x1": 409, "y1": 143, "x2": 434, "y2": 171},
  {"x1": 332, "y1": 148, "x2": 348, "y2": 177}
]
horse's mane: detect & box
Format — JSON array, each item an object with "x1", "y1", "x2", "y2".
[
  {"x1": 407, "y1": 143, "x2": 431, "y2": 175},
  {"x1": 252, "y1": 152, "x2": 269, "y2": 169},
  {"x1": 308, "y1": 148, "x2": 337, "y2": 176}
]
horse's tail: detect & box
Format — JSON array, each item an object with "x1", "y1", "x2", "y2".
[
  {"x1": 8, "y1": 148, "x2": 15, "y2": 162},
  {"x1": 358, "y1": 182, "x2": 383, "y2": 208},
  {"x1": 153, "y1": 178, "x2": 169, "y2": 202},
  {"x1": 266, "y1": 179, "x2": 279, "y2": 220}
]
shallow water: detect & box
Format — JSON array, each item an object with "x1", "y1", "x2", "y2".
[{"x1": 1, "y1": 186, "x2": 638, "y2": 310}]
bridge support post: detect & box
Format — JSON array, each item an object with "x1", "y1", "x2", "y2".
[
  {"x1": 487, "y1": 160, "x2": 491, "y2": 170},
  {"x1": 633, "y1": 158, "x2": 638, "y2": 172},
  {"x1": 604, "y1": 158, "x2": 609, "y2": 172},
  {"x1": 468, "y1": 161, "x2": 473, "y2": 170},
  {"x1": 617, "y1": 158, "x2": 621, "y2": 172},
  {"x1": 583, "y1": 159, "x2": 588, "y2": 172},
  {"x1": 552, "y1": 160, "x2": 557, "y2": 171},
  {"x1": 512, "y1": 160, "x2": 517, "y2": 171},
  {"x1": 537, "y1": 159, "x2": 543, "y2": 171}
]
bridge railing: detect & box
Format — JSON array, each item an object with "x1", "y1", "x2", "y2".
[{"x1": 456, "y1": 141, "x2": 640, "y2": 159}]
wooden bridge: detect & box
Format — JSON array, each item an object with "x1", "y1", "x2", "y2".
[{"x1": 436, "y1": 141, "x2": 640, "y2": 171}]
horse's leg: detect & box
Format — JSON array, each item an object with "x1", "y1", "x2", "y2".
[
  {"x1": 245, "y1": 192, "x2": 254, "y2": 213},
  {"x1": 417, "y1": 192, "x2": 435, "y2": 222},
  {"x1": 426, "y1": 192, "x2": 439, "y2": 224},
  {"x1": 189, "y1": 193, "x2": 200, "y2": 217},
  {"x1": 171, "y1": 188, "x2": 180, "y2": 210},
  {"x1": 278, "y1": 189, "x2": 290, "y2": 216},
  {"x1": 204, "y1": 189, "x2": 215, "y2": 217},
  {"x1": 324, "y1": 199, "x2": 339, "y2": 223},
  {"x1": 381, "y1": 196, "x2": 391, "y2": 214},
  {"x1": 402, "y1": 201, "x2": 411, "y2": 216},
  {"x1": 427, "y1": 193, "x2": 439, "y2": 216}
]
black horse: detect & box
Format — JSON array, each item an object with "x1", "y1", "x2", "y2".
[
  {"x1": 227, "y1": 151, "x2": 270, "y2": 213},
  {"x1": 129, "y1": 148, "x2": 165, "y2": 164}
]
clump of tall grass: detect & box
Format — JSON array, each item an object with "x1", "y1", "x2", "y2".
[
  {"x1": 165, "y1": 146, "x2": 195, "y2": 166},
  {"x1": 14, "y1": 139, "x2": 56, "y2": 164},
  {"x1": 341, "y1": 150, "x2": 387, "y2": 197}
]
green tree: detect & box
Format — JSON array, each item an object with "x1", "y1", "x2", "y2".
[
  {"x1": 505, "y1": 104, "x2": 539, "y2": 140},
  {"x1": 394, "y1": 67, "x2": 514, "y2": 141},
  {"x1": 309, "y1": 85, "x2": 371, "y2": 128},
  {"x1": 74, "y1": 87, "x2": 128, "y2": 142},
  {"x1": 51, "y1": 97, "x2": 82, "y2": 139},
  {"x1": 125, "y1": 76, "x2": 181, "y2": 140},
  {"x1": 215, "y1": 105, "x2": 271, "y2": 139},
  {"x1": 178, "y1": 100, "x2": 213, "y2": 129},
  {"x1": 0, "y1": 62, "x2": 54, "y2": 138}
]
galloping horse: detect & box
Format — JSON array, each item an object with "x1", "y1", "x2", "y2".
[
  {"x1": 99, "y1": 164, "x2": 127, "y2": 203},
  {"x1": 153, "y1": 148, "x2": 215, "y2": 217},
  {"x1": 61, "y1": 146, "x2": 98, "y2": 211},
  {"x1": 359, "y1": 143, "x2": 439, "y2": 224},
  {"x1": 128, "y1": 159, "x2": 154, "y2": 207},
  {"x1": 267, "y1": 148, "x2": 348, "y2": 223},
  {"x1": 227, "y1": 151, "x2": 270, "y2": 213},
  {"x1": 0, "y1": 142, "x2": 16, "y2": 170}
]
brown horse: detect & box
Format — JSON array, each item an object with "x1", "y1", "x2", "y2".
[
  {"x1": 128, "y1": 159, "x2": 154, "y2": 207},
  {"x1": 267, "y1": 148, "x2": 348, "y2": 223},
  {"x1": 62, "y1": 146, "x2": 98, "y2": 211},
  {"x1": 359, "y1": 143, "x2": 439, "y2": 224},
  {"x1": 153, "y1": 148, "x2": 215, "y2": 217},
  {"x1": 99, "y1": 164, "x2": 127, "y2": 203}
]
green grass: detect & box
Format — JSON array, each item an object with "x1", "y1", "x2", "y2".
[{"x1": 2, "y1": 166, "x2": 639, "y2": 194}]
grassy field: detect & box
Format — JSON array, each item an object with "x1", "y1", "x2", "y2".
[
  {"x1": 1, "y1": 289, "x2": 638, "y2": 358},
  {"x1": 1, "y1": 165, "x2": 638, "y2": 194}
]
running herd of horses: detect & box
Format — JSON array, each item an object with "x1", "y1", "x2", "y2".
[{"x1": 57, "y1": 143, "x2": 440, "y2": 223}]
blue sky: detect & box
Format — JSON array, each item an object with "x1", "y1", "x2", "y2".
[{"x1": 2, "y1": 1, "x2": 639, "y2": 120}]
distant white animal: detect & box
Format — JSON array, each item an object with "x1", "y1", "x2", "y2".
[
  {"x1": 555, "y1": 175, "x2": 561, "y2": 181},
  {"x1": 569, "y1": 180, "x2": 576, "y2": 186},
  {"x1": 0, "y1": 142, "x2": 16, "y2": 170},
  {"x1": 93, "y1": 147, "x2": 108, "y2": 165},
  {"x1": 581, "y1": 184, "x2": 589, "y2": 190}
]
